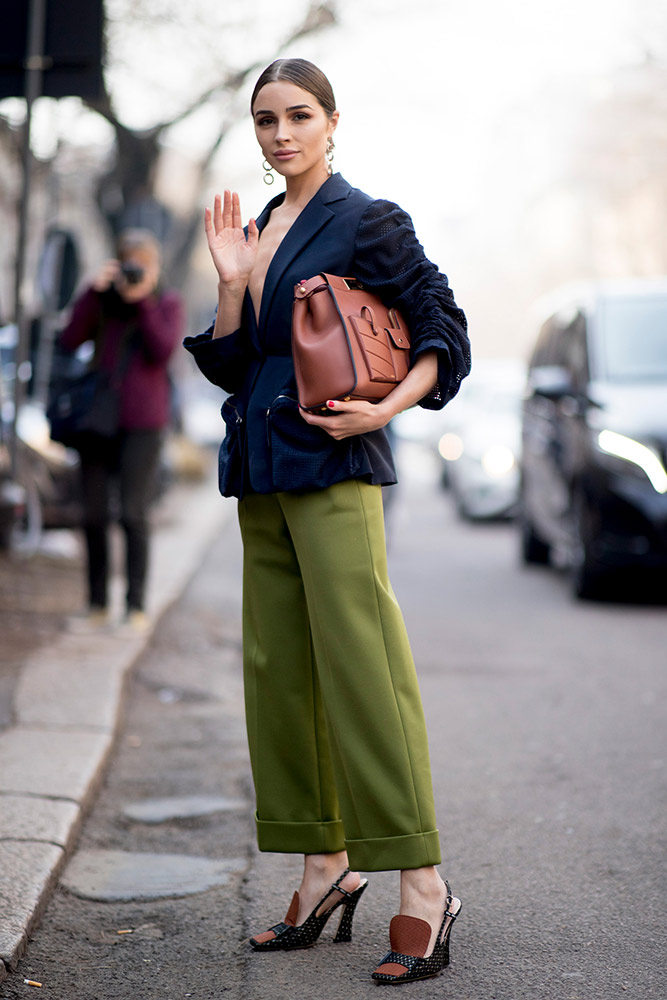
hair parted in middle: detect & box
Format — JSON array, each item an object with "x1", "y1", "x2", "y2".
[{"x1": 251, "y1": 58, "x2": 337, "y2": 119}]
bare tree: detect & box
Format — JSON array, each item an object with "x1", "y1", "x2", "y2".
[{"x1": 567, "y1": 56, "x2": 667, "y2": 276}]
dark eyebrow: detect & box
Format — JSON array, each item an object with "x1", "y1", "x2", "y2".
[{"x1": 253, "y1": 104, "x2": 313, "y2": 117}]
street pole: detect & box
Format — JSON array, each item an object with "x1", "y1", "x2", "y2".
[{"x1": 11, "y1": 0, "x2": 48, "y2": 474}]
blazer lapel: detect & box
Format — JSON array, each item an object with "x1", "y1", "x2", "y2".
[
  {"x1": 242, "y1": 289, "x2": 261, "y2": 349},
  {"x1": 257, "y1": 175, "x2": 350, "y2": 334},
  {"x1": 255, "y1": 191, "x2": 284, "y2": 234},
  {"x1": 243, "y1": 193, "x2": 284, "y2": 348}
]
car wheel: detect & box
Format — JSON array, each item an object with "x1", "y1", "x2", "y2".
[
  {"x1": 571, "y1": 490, "x2": 604, "y2": 599},
  {"x1": 519, "y1": 513, "x2": 551, "y2": 564}
]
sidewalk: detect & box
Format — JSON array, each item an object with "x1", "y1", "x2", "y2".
[{"x1": 0, "y1": 466, "x2": 235, "y2": 984}]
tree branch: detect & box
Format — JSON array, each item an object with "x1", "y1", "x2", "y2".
[{"x1": 151, "y1": 2, "x2": 338, "y2": 135}]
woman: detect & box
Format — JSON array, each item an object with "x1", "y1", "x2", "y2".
[
  {"x1": 60, "y1": 229, "x2": 183, "y2": 632},
  {"x1": 184, "y1": 59, "x2": 470, "y2": 984}
]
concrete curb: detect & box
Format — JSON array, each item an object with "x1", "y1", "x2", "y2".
[{"x1": 0, "y1": 470, "x2": 235, "y2": 982}]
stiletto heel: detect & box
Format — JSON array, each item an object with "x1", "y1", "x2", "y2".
[
  {"x1": 250, "y1": 869, "x2": 368, "y2": 952},
  {"x1": 371, "y1": 880, "x2": 462, "y2": 984},
  {"x1": 333, "y1": 879, "x2": 368, "y2": 942}
]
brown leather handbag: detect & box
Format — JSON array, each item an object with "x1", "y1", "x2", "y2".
[{"x1": 292, "y1": 273, "x2": 411, "y2": 412}]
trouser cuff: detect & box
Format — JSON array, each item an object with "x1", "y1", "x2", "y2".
[
  {"x1": 255, "y1": 813, "x2": 346, "y2": 855},
  {"x1": 344, "y1": 830, "x2": 442, "y2": 872}
]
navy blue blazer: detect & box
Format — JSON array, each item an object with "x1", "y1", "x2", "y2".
[{"x1": 184, "y1": 173, "x2": 470, "y2": 498}]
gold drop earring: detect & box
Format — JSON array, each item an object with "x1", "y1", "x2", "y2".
[
  {"x1": 326, "y1": 137, "x2": 335, "y2": 175},
  {"x1": 263, "y1": 158, "x2": 275, "y2": 185}
]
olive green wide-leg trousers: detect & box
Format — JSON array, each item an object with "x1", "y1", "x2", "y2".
[{"x1": 237, "y1": 478, "x2": 441, "y2": 872}]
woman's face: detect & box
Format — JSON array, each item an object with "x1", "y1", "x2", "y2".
[{"x1": 252, "y1": 80, "x2": 338, "y2": 183}]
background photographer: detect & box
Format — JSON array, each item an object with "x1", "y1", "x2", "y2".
[{"x1": 59, "y1": 228, "x2": 184, "y2": 633}]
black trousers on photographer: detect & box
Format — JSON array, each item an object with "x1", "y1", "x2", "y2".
[{"x1": 78, "y1": 429, "x2": 162, "y2": 613}]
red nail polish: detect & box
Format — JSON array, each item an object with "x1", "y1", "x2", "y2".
[{"x1": 327, "y1": 400, "x2": 336, "y2": 408}]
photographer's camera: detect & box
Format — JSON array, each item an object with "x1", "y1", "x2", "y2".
[{"x1": 120, "y1": 261, "x2": 144, "y2": 285}]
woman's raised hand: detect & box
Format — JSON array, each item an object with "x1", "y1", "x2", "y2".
[{"x1": 205, "y1": 190, "x2": 259, "y2": 285}]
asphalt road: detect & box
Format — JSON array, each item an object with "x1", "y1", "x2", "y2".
[{"x1": 3, "y1": 443, "x2": 666, "y2": 1000}]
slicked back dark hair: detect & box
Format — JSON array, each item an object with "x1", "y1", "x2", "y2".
[{"x1": 251, "y1": 58, "x2": 336, "y2": 118}]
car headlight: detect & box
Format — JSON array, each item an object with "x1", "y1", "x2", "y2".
[
  {"x1": 438, "y1": 432, "x2": 464, "y2": 462},
  {"x1": 481, "y1": 445, "x2": 516, "y2": 478},
  {"x1": 597, "y1": 430, "x2": 667, "y2": 494}
]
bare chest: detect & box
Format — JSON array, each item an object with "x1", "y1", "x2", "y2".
[{"x1": 248, "y1": 211, "x2": 299, "y2": 323}]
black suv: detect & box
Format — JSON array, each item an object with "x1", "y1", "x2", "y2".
[{"x1": 520, "y1": 279, "x2": 667, "y2": 598}]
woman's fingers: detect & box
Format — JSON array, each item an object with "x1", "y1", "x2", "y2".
[
  {"x1": 205, "y1": 190, "x2": 255, "y2": 263},
  {"x1": 231, "y1": 191, "x2": 243, "y2": 230},
  {"x1": 222, "y1": 189, "x2": 234, "y2": 229},
  {"x1": 208, "y1": 190, "x2": 244, "y2": 232},
  {"x1": 247, "y1": 217, "x2": 259, "y2": 249},
  {"x1": 299, "y1": 399, "x2": 387, "y2": 439},
  {"x1": 204, "y1": 207, "x2": 214, "y2": 241},
  {"x1": 212, "y1": 193, "x2": 223, "y2": 234}
]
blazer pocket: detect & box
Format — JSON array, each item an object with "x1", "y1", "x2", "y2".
[
  {"x1": 266, "y1": 393, "x2": 368, "y2": 492},
  {"x1": 218, "y1": 395, "x2": 244, "y2": 496}
]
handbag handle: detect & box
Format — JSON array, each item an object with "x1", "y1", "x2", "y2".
[
  {"x1": 360, "y1": 304, "x2": 402, "y2": 335},
  {"x1": 360, "y1": 305, "x2": 378, "y2": 334}
]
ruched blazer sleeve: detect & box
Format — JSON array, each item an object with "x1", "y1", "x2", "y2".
[
  {"x1": 184, "y1": 174, "x2": 470, "y2": 498},
  {"x1": 353, "y1": 200, "x2": 470, "y2": 409}
]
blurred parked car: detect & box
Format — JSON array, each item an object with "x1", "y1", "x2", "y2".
[
  {"x1": 520, "y1": 278, "x2": 667, "y2": 598},
  {"x1": 435, "y1": 360, "x2": 525, "y2": 519}
]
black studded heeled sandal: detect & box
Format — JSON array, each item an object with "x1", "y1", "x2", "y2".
[
  {"x1": 371, "y1": 881, "x2": 462, "y2": 984},
  {"x1": 249, "y1": 868, "x2": 369, "y2": 952}
]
